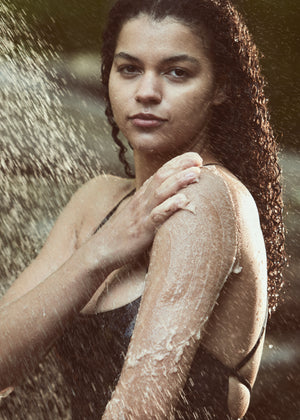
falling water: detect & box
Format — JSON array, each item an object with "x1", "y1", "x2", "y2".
[
  {"x1": 0, "y1": 2, "x2": 126, "y2": 290},
  {"x1": 0, "y1": 2, "x2": 125, "y2": 418}
]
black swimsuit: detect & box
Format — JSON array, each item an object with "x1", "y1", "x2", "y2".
[{"x1": 55, "y1": 172, "x2": 267, "y2": 419}]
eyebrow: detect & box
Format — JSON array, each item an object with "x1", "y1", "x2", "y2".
[{"x1": 114, "y1": 52, "x2": 200, "y2": 66}]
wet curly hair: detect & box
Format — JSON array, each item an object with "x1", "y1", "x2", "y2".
[{"x1": 101, "y1": 0, "x2": 285, "y2": 313}]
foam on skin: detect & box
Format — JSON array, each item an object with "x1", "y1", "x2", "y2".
[{"x1": 103, "y1": 168, "x2": 240, "y2": 419}]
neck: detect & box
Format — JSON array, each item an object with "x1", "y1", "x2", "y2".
[{"x1": 133, "y1": 151, "x2": 163, "y2": 189}]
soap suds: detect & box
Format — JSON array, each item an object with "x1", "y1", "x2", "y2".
[{"x1": 232, "y1": 262, "x2": 243, "y2": 274}]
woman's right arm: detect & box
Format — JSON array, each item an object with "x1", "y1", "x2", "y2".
[
  {"x1": 0, "y1": 179, "x2": 115, "y2": 391},
  {"x1": 0, "y1": 152, "x2": 202, "y2": 391}
]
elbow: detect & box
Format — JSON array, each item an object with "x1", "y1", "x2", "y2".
[
  {"x1": 0, "y1": 386, "x2": 14, "y2": 399},
  {"x1": 0, "y1": 349, "x2": 27, "y2": 393},
  {"x1": 0, "y1": 373, "x2": 16, "y2": 399},
  {"x1": 228, "y1": 378, "x2": 251, "y2": 419},
  {"x1": 0, "y1": 362, "x2": 18, "y2": 393}
]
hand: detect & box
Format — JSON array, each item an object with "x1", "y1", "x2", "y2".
[{"x1": 97, "y1": 152, "x2": 202, "y2": 265}]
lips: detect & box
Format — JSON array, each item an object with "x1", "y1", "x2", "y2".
[{"x1": 129, "y1": 113, "x2": 167, "y2": 128}]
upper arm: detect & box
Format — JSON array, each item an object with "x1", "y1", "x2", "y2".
[
  {"x1": 105, "y1": 172, "x2": 238, "y2": 417},
  {"x1": 0, "y1": 177, "x2": 100, "y2": 308}
]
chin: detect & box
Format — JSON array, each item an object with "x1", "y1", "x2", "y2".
[
  {"x1": 133, "y1": 142, "x2": 179, "y2": 157},
  {"x1": 129, "y1": 134, "x2": 180, "y2": 154}
]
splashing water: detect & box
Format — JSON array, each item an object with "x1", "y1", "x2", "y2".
[
  {"x1": 0, "y1": 1, "x2": 124, "y2": 179},
  {"x1": 0, "y1": 3, "x2": 125, "y2": 418},
  {"x1": 0, "y1": 2, "x2": 125, "y2": 289}
]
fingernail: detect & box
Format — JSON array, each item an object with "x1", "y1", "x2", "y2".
[
  {"x1": 185, "y1": 169, "x2": 200, "y2": 181},
  {"x1": 184, "y1": 172, "x2": 196, "y2": 181},
  {"x1": 177, "y1": 193, "x2": 190, "y2": 205},
  {"x1": 184, "y1": 202, "x2": 196, "y2": 215},
  {"x1": 191, "y1": 177, "x2": 200, "y2": 183}
]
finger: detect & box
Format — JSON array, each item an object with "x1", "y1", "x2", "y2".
[
  {"x1": 155, "y1": 152, "x2": 203, "y2": 182},
  {"x1": 150, "y1": 193, "x2": 191, "y2": 226},
  {"x1": 154, "y1": 167, "x2": 201, "y2": 204},
  {"x1": 166, "y1": 152, "x2": 203, "y2": 168}
]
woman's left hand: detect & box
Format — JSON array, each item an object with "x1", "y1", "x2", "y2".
[{"x1": 91, "y1": 152, "x2": 203, "y2": 268}]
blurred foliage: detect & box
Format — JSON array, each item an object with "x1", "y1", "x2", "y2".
[
  {"x1": 6, "y1": 0, "x2": 300, "y2": 149},
  {"x1": 237, "y1": 0, "x2": 299, "y2": 150},
  {"x1": 9, "y1": 0, "x2": 112, "y2": 51}
]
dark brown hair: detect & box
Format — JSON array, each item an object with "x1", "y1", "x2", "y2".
[{"x1": 101, "y1": 0, "x2": 285, "y2": 313}]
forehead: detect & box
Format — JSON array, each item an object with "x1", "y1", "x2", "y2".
[{"x1": 115, "y1": 15, "x2": 211, "y2": 61}]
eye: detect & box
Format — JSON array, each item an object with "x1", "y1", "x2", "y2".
[
  {"x1": 167, "y1": 68, "x2": 190, "y2": 80},
  {"x1": 117, "y1": 64, "x2": 141, "y2": 77}
]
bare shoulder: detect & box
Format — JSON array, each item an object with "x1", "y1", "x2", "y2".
[
  {"x1": 213, "y1": 166, "x2": 261, "y2": 226},
  {"x1": 155, "y1": 165, "x2": 265, "y2": 277},
  {"x1": 187, "y1": 165, "x2": 262, "y2": 239},
  {"x1": 70, "y1": 174, "x2": 133, "y2": 217},
  {"x1": 196, "y1": 165, "x2": 259, "y2": 221},
  {"x1": 160, "y1": 165, "x2": 240, "y2": 235},
  {"x1": 155, "y1": 166, "x2": 240, "y2": 278},
  {"x1": 71, "y1": 174, "x2": 126, "y2": 204},
  {"x1": 72, "y1": 173, "x2": 135, "y2": 246}
]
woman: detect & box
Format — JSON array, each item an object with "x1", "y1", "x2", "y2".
[{"x1": 0, "y1": 0, "x2": 285, "y2": 418}]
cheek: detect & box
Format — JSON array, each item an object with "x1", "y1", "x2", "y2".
[
  {"x1": 175, "y1": 92, "x2": 211, "y2": 123},
  {"x1": 170, "y1": 94, "x2": 214, "y2": 140},
  {"x1": 175, "y1": 82, "x2": 213, "y2": 112}
]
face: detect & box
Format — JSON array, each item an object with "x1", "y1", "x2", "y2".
[{"x1": 109, "y1": 15, "x2": 224, "y2": 157}]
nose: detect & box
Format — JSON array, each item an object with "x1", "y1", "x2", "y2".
[{"x1": 135, "y1": 72, "x2": 162, "y2": 104}]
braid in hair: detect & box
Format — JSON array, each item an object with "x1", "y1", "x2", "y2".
[{"x1": 105, "y1": 103, "x2": 135, "y2": 178}]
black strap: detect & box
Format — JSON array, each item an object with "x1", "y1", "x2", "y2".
[
  {"x1": 235, "y1": 305, "x2": 268, "y2": 372},
  {"x1": 93, "y1": 188, "x2": 136, "y2": 234},
  {"x1": 230, "y1": 372, "x2": 252, "y2": 393},
  {"x1": 228, "y1": 305, "x2": 268, "y2": 392},
  {"x1": 203, "y1": 162, "x2": 223, "y2": 167}
]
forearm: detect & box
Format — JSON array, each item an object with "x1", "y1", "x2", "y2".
[
  {"x1": 102, "y1": 358, "x2": 188, "y2": 420},
  {"x1": 0, "y1": 235, "x2": 116, "y2": 390}
]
